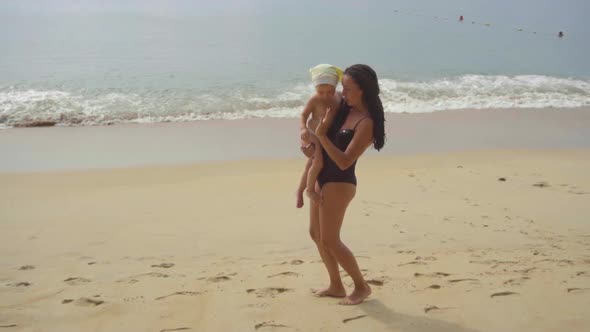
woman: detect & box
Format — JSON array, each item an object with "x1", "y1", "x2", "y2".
[{"x1": 304, "y1": 64, "x2": 386, "y2": 305}]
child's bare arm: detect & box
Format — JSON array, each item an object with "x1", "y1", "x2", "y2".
[
  {"x1": 300, "y1": 97, "x2": 316, "y2": 131},
  {"x1": 301, "y1": 143, "x2": 315, "y2": 158}
]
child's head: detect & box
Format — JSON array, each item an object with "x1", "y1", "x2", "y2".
[{"x1": 309, "y1": 64, "x2": 343, "y2": 100}]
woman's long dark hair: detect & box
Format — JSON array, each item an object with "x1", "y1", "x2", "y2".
[{"x1": 343, "y1": 64, "x2": 386, "y2": 151}]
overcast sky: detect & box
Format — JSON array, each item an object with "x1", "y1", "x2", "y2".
[{"x1": 1, "y1": 1, "x2": 587, "y2": 35}]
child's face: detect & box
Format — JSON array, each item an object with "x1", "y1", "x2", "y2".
[{"x1": 315, "y1": 84, "x2": 336, "y2": 101}]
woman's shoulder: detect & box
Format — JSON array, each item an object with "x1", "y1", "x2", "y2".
[{"x1": 353, "y1": 112, "x2": 374, "y2": 131}]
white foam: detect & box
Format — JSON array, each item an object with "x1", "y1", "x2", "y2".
[
  {"x1": 1, "y1": 75, "x2": 589, "y2": 128},
  {"x1": 380, "y1": 75, "x2": 590, "y2": 113}
]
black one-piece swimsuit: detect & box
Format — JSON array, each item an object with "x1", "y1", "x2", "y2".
[{"x1": 317, "y1": 103, "x2": 369, "y2": 188}]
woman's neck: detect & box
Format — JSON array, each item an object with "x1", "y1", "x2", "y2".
[{"x1": 350, "y1": 104, "x2": 369, "y2": 115}]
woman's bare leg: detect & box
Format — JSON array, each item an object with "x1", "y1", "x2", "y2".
[
  {"x1": 319, "y1": 183, "x2": 371, "y2": 305},
  {"x1": 309, "y1": 182, "x2": 346, "y2": 297}
]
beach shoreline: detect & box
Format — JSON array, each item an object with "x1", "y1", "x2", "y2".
[{"x1": 1, "y1": 106, "x2": 589, "y2": 173}]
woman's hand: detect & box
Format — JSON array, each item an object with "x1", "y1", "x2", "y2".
[{"x1": 315, "y1": 107, "x2": 336, "y2": 138}]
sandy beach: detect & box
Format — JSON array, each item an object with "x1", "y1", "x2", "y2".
[{"x1": 1, "y1": 108, "x2": 590, "y2": 331}]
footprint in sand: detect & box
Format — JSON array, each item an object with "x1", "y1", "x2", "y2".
[
  {"x1": 247, "y1": 287, "x2": 293, "y2": 298},
  {"x1": 8, "y1": 281, "x2": 31, "y2": 287},
  {"x1": 207, "y1": 276, "x2": 231, "y2": 282},
  {"x1": 424, "y1": 305, "x2": 441, "y2": 313},
  {"x1": 568, "y1": 190, "x2": 588, "y2": 195},
  {"x1": 367, "y1": 279, "x2": 386, "y2": 286},
  {"x1": 567, "y1": 288, "x2": 590, "y2": 293},
  {"x1": 530, "y1": 250, "x2": 543, "y2": 256},
  {"x1": 414, "y1": 272, "x2": 451, "y2": 278},
  {"x1": 513, "y1": 267, "x2": 537, "y2": 274},
  {"x1": 448, "y1": 278, "x2": 479, "y2": 283},
  {"x1": 411, "y1": 284, "x2": 442, "y2": 293},
  {"x1": 123, "y1": 296, "x2": 144, "y2": 303},
  {"x1": 268, "y1": 272, "x2": 300, "y2": 278},
  {"x1": 151, "y1": 263, "x2": 175, "y2": 269},
  {"x1": 342, "y1": 315, "x2": 367, "y2": 323},
  {"x1": 576, "y1": 271, "x2": 589, "y2": 277},
  {"x1": 7, "y1": 281, "x2": 32, "y2": 287},
  {"x1": 490, "y1": 291, "x2": 519, "y2": 298},
  {"x1": 155, "y1": 291, "x2": 201, "y2": 300},
  {"x1": 254, "y1": 321, "x2": 290, "y2": 330},
  {"x1": 18, "y1": 265, "x2": 35, "y2": 270},
  {"x1": 469, "y1": 260, "x2": 519, "y2": 268},
  {"x1": 533, "y1": 181, "x2": 550, "y2": 188},
  {"x1": 207, "y1": 273, "x2": 237, "y2": 283},
  {"x1": 64, "y1": 277, "x2": 91, "y2": 285},
  {"x1": 74, "y1": 297, "x2": 104, "y2": 306},
  {"x1": 398, "y1": 261, "x2": 428, "y2": 267},
  {"x1": 117, "y1": 272, "x2": 169, "y2": 284},
  {"x1": 504, "y1": 277, "x2": 530, "y2": 286},
  {"x1": 424, "y1": 305, "x2": 455, "y2": 314},
  {"x1": 536, "y1": 258, "x2": 574, "y2": 266},
  {"x1": 262, "y1": 260, "x2": 304, "y2": 267},
  {"x1": 415, "y1": 256, "x2": 437, "y2": 261}
]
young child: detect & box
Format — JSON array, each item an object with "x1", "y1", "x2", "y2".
[{"x1": 296, "y1": 64, "x2": 343, "y2": 208}]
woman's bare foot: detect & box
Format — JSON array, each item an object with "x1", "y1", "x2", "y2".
[
  {"x1": 339, "y1": 283, "x2": 371, "y2": 305},
  {"x1": 311, "y1": 286, "x2": 346, "y2": 298},
  {"x1": 296, "y1": 189, "x2": 305, "y2": 208}
]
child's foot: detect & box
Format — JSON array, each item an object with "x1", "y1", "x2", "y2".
[
  {"x1": 296, "y1": 190, "x2": 304, "y2": 208},
  {"x1": 306, "y1": 189, "x2": 320, "y2": 202}
]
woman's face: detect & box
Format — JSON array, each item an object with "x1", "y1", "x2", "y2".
[{"x1": 342, "y1": 74, "x2": 363, "y2": 107}]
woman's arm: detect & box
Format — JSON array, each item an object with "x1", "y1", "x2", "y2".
[{"x1": 318, "y1": 118, "x2": 374, "y2": 170}]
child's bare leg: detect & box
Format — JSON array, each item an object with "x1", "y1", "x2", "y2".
[
  {"x1": 306, "y1": 139, "x2": 323, "y2": 202},
  {"x1": 296, "y1": 158, "x2": 312, "y2": 208}
]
